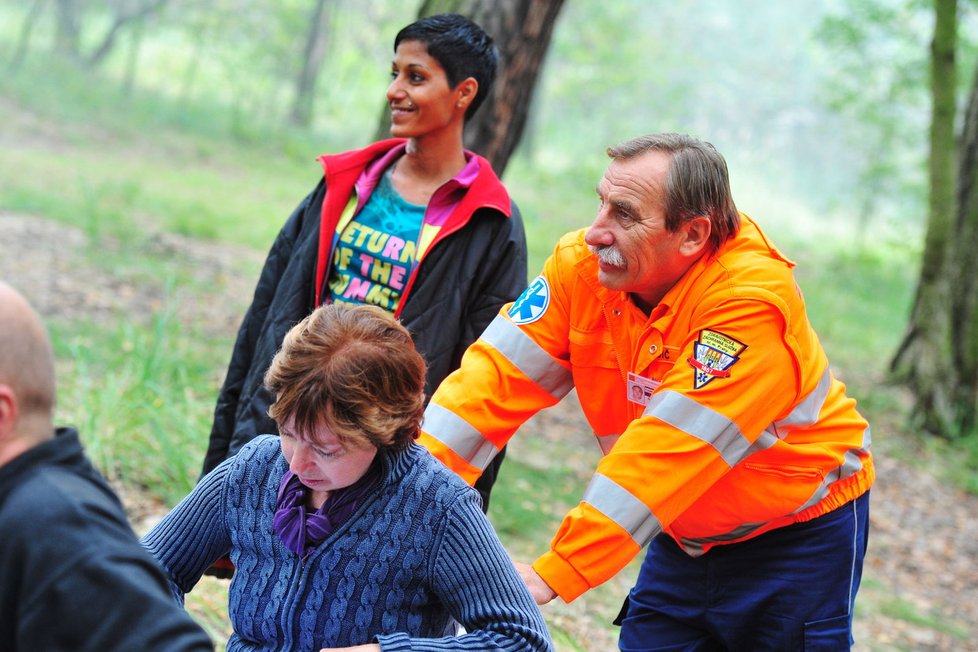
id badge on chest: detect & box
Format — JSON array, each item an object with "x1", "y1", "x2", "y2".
[{"x1": 627, "y1": 372, "x2": 661, "y2": 406}]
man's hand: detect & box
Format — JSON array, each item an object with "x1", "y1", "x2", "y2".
[
  {"x1": 320, "y1": 645, "x2": 380, "y2": 652},
  {"x1": 514, "y1": 561, "x2": 557, "y2": 605}
]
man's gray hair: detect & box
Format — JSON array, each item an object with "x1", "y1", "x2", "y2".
[{"x1": 608, "y1": 133, "x2": 740, "y2": 254}]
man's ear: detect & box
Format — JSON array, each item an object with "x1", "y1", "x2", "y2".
[
  {"x1": 0, "y1": 385, "x2": 18, "y2": 440},
  {"x1": 680, "y1": 216, "x2": 712, "y2": 257}
]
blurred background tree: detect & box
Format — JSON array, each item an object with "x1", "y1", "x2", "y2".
[
  {"x1": 822, "y1": 0, "x2": 978, "y2": 440},
  {"x1": 889, "y1": 0, "x2": 958, "y2": 436}
]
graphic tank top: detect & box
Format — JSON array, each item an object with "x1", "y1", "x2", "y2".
[{"x1": 326, "y1": 167, "x2": 423, "y2": 312}]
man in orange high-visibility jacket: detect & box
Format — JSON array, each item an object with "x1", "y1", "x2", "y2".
[{"x1": 419, "y1": 133, "x2": 874, "y2": 651}]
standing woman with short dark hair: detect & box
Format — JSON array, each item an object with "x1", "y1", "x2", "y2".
[
  {"x1": 143, "y1": 303, "x2": 553, "y2": 651},
  {"x1": 199, "y1": 13, "x2": 525, "y2": 530}
]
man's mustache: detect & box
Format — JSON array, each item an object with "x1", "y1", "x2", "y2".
[{"x1": 589, "y1": 244, "x2": 626, "y2": 267}]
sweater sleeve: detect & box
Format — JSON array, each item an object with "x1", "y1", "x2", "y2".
[
  {"x1": 375, "y1": 490, "x2": 553, "y2": 652},
  {"x1": 142, "y1": 455, "x2": 235, "y2": 601}
]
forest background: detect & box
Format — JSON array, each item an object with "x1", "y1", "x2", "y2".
[{"x1": 2, "y1": 0, "x2": 977, "y2": 650}]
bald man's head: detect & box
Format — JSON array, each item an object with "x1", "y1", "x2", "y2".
[{"x1": 0, "y1": 282, "x2": 56, "y2": 447}]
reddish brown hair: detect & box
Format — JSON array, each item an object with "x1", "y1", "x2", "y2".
[{"x1": 264, "y1": 303, "x2": 426, "y2": 451}]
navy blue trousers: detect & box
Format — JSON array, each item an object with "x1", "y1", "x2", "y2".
[{"x1": 618, "y1": 492, "x2": 870, "y2": 652}]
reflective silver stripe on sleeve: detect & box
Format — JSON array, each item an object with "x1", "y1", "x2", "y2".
[
  {"x1": 679, "y1": 521, "x2": 767, "y2": 557},
  {"x1": 791, "y1": 424, "x2": 872, "y2": 514},
  {"x1": 582, "y1": 473, "x2": 662, "y2": 547},
  {"x1": 422, "y1": 402, "x2": 500, "y2": 471},
  {"x1": 644, "y1": 390, "x2": 752, "y2": 468},
  {"x1": 679, "y1": 425, "x2": 873, "y2": 555},
  {"x1": 743, "y1": 430, "x2": 779, "y2": 457},
  {"x1": 479, "y1": 316, "x2": 575, "y2": 400},
  {"x1": 768, "y1": 367, "x2": 832, "y2": 436}
]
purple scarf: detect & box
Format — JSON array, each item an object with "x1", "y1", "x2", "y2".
[{"x1": 272, "y1": 462, "x2": 379, "y2": 558}]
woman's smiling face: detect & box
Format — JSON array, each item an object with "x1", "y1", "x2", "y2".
[{"x1": 386, "y1": 39, "x2": 466, "y2": 139}]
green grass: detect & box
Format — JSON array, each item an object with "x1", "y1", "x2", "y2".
[
  {"x1": 852, "y1": 576, "x2": 972, "y2": 651},
  {"x1": 0, "y1": 115, "x2": 313, "y2": 250},
  {"x1": 0, "y1": 56, "x2": 322, "y2": 250},
  {"x1": 492, "y1": 459, "x2": 588, "y2": 543},
  {"x1": 877, "y1": 597, "x2": 969, "y2": 639},
  {"x1": 50, "y1": 297, "x2": 229, "y2": 505}
]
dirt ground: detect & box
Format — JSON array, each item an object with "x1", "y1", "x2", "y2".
[{"x1": 3, "y1": 211, "x2": 976, "y2": 650}]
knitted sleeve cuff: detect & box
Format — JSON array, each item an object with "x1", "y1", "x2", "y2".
[{"x1": 375, "y1": 631, "x2": 412, "y2": 651}]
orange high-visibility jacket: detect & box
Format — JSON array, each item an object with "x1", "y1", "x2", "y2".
[{"x1": 419, "y1": 215, "x2": 874, "y2": 602}]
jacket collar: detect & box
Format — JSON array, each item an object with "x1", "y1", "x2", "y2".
[
  {"x1": 318, "y1": 139, "x2": 512, "y2": 222},
  {"x1": 314, "y1": 140, "x2": 513, "y2": 303},
  {"x1": 0, "y1": 427, "x2": 85, "y2": 503}
]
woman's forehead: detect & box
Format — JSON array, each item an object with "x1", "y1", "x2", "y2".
[{"x1": 283, "y1": 415, "x2": 342, "y2": 444}]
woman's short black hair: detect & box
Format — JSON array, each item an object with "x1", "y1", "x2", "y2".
[{"x1": 394, "y1": 13, "x2": 498, "y2": 120}]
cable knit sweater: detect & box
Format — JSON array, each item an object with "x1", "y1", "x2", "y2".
[{"x1": 142, "y1": 436, "x2": 552, "y2": 652}]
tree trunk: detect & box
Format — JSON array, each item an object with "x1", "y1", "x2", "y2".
[
  {"x1": 8, "y1": 0, "x2": 47, "y2": 73},
  {"x1": 53, "y1": 0, "x2": 81, "y2": 59},
  {"x1": 86, "y1": 0, "x2": 171, "y2": 69},
  {"x1": 460, "y1": 0, "x2": 565, "y2": 176},
  {"x1": 889, "y1": 0, "x2": 957, "y2": 436},
  {"x1": 121, "y1": 17, "x2": 145, "y2": 97},
  {"x1": 289, "y1": 0, "x2": 333, "y2": 128},
  {"x1": 950, "y1": 60, "x2": 978, "y2": 435},
  {"x1": 375, "y1": 0, "x2": 565, "y2": 176},
  {"x1": 178, "y1": 21, "x2": 209, "y2": 102}
]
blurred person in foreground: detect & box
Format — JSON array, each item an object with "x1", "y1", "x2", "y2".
[
  {"x1": 419, "y1": 133, "x2": 875, "y2": 650},
  {"x1": 0, "y1": 281, "x2": 213, "y2": 652},
  {"x1": 198, "y1": 13, "x2": 526, "y2": 552},
  {"x1": 143, "y1": 303, "x2": 553, "y2": 652}
]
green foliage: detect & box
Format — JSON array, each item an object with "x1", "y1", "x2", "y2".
[
  {"x1": 814, "y1": 0, "x2": 978, "y2": 231},
  {"x1": 794, "y1": 244, "x2": 919, "y2": 373},
  {"x1": 530, "y1": 0, "x2": 864, "y2": 223},
  {"x1": 946, "y1": 437, "x2": 978, "y2": 492},
  {"x1": 816, "y1": 1, "x2": 931, "y2": 224},
  {"x1": 549, "y1": 630, "x2": 590, "y2": 651},
  {"x1": 885, "y1": 425, "x2": 978, "y2": 494},
  {"x1": 504, "y1": 154, "x2": 606, "y2": 273},
  {"x1": 7, "y1": 0, "x2": 977, "y2": 486},
  {"x1": 183, "y1": 579, "x2": 233, "y2": 652},
  {"x1": 852, "y1": 575, "x2": 972, "y2": 650},
  {"x1": 0, "y1": 58, "x2": 317, "y2": 250},
  {"x1": 50, "y1": 297, "x2": 228, "y2": 506}
]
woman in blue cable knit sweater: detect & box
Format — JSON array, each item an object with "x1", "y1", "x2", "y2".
[{"x1": 142, "y1": 304, "x2": 552, "y2": 652}]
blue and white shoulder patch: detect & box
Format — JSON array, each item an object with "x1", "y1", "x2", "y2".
[{"x1": 508, "y1": 275, "x2": 550, "y2": 325}]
